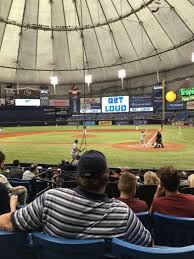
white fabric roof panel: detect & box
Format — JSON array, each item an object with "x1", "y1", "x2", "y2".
[{"x1": 0, "y1": 0, "x2": 193, "y2": 84}]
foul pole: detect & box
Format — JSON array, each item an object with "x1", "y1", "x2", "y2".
[{"x1": 162, "y1": 79, "x2": 166, "y2": 123}]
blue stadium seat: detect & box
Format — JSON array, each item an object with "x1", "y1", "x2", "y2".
[
  {"x1": 8, "y1": 178, "x2": 35, "y2": 201},
  {"x1": 0, "y1": 231, "x2": 33, "y2": 259},
  {"x1": 112, "y1": 237, "x2": 194, "y2": 259},
  {"x1": 105, "y1": 182, "x2": 120, "y2": 198},
  {"x1": 31, "y1": 232, "x2": 105, "y2": 259},
  {"x1": 152, "y1": 212, "x2": 194, "y2": 247},
  {"x1": 136, "y1": 212, "x2": 150, "y2": 230},
  {"x1": 137, "y1": 184, "x2": 157, "y2": 208},
  {"x1": 180, "y1": 187, "x2": 194, "y2": 195}
]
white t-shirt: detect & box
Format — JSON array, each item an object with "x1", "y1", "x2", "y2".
[{"x1": 0, "y1": 174, "x2": 12, "y2": 191}]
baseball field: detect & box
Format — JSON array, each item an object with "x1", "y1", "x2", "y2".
[{"x1": 0, "y1": 125, "x2": 193, "y2": 170}]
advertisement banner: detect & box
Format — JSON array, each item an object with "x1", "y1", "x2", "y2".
[
  {"x1": 102, "y1": 96, "x2": 129, "y2": 113},
  {"x1": 98, "y1": 121, "x2": 112, "y2": 126},
  {"x1": 15, "y1": 99, "x2": 40, "y2": 106},
  {"x1": 80, "y1": 98, "x2": 101, "y2": 113},
  {"x1": 69, "y1": 87, "x2": 80, "y2": 114},
  {"x1": 16, "y1": 88, "x2": 40, "y2": 99},
  {"x1": 130, "y1": 96, "x2": 153, "y2": 111},
  {"x1": 50, "y1": 99, "x2": 67, "y2": 107},
  {"x1": 187, "y1": 101, "x2": 194, "y2": 110},
  {"x1": 166, "y1": 101, "x2": 185, "y2": 110},
  {"x1": 152, "y1": 86, "x2": 163, "y2": 112}
]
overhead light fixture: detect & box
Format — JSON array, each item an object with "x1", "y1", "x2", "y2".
[
  {"x1": 50, "y1": 76, "x2": 58, "y2": 95},
  {"x1": 118, "y1": 69, "x2": 126, "y2": 89},
  {"x1": 85, "y1": 74, "x2": 92, "y2": 92},
  {"x1": 192, "y1": 52, "x2": 194, "y2": 63}
]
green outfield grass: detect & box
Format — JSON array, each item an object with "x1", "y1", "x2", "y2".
[{"x1": 0, "y1": 125, "x2": 193, "y2": 169}]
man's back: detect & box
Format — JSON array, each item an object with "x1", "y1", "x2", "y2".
[
  {"x1": 8, "y1": 167, "x2": 23, "y2": 179},
  {"x1": 118, "y1": 197, "x2": 148, "y2": 213},
  {"x1": 22, "y1": 170, "x2": 35, "y2": 180},
  {"x1": 152, "y1": 193, "x2": 194, "y2": 217},
  {"x1": 12, "y1": 187, "x2": 151, "y2": 245}
]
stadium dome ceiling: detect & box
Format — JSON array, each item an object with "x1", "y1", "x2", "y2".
[{"x1": 0, "y1": 0, "x2": 194, "y2": 84}]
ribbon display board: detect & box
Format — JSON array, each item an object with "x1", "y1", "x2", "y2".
[
  {"x1": 152, "y1": 86, "x2": 163, "y2": 112},
  {"x1": 40, "y1": 90, "x2": 49, "y2": 106},
  {"x1": 69, "y1": 87, "x2": 80, "y2": 114}
]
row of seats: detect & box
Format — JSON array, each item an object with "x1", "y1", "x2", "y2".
[
  {"x1": 2, "y1": 211, "x2": 194, "y2": 259},
  {"x1": 8, "y1": 178, "x2": 50, "y2": 201},
  {"x1": 9, "y1": 179, "x2": 194, "y2": 208},
  {"x1": 136, "y1": 212, "x2": 194, "y2": 247}
]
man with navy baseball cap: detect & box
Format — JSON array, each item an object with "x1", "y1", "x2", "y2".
[{"x1": 0, "y1": 150, "x2": 152, "y2": 246}]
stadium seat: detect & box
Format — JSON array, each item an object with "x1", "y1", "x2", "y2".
[
  {"x1": 0, "y1": 231, "x2": 33, "y2": 259},
  {"x1": 105, "y1": 182, "x2": 120, "y2": 198},
  {"x1": 8, "y1": 178, "x2": 36, "y2": 202},
  {"x1": 31, "y1": 232, "x2": 105, "y2": 259},
  {"x1": 136, "y1": 212, "x2": 151, "y2": 230},
  {"x1": 137, "y1": 184, "x2": 157, "y2": 208},
  {"x1": 152, "y1": 212, "x2": 194, "y2": 247},
  {"x1": 112, "y1": 237, "x2": 194, "y2": 259},
  {"x1": 35, "y1": 180, "x2": 50, "y2": 196},
  {"x1": 180, "y1": 187, "x2": 194, "y2": 195}
]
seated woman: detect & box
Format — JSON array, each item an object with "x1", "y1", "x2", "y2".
[
  {"x1": 144, "y1": 171, "x2": 160, "y2": 185},
  {"x1": 117, "y1": 172, "x2": 148, "y2": 213}
]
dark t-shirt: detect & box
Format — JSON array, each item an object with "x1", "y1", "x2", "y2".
[
  {"x1": 152, "y1": 193, "x2": 194, "y2": 217},
  {"x1": 0, "y1": 183, "x2": 10, "y2": 215},
  {"x1": 118, "y1": 197, "x2": 148, "y2": 213},
  {"x1": 8, "y1": 167, "x2": 23, "y2": 179}
]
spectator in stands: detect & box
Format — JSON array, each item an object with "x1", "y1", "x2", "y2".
[
  {"x1": 0, "y1": 151, "x2": 27, "y2": 205},
  {"x1": 110, "y1": 168, "x2": 122, "y2": 180},
  {"x1": 118, "y1": 172, "x2": 148, "y2": 213},
  {"x1": 188, "y1": 174, "x2": 194, "y2": 187},
  {"x1": 151, "y1": 166, "x2": 194, "y2": 217},
  {"x1": 7, "y1": 160, "x2": 23, "y2": 179},
  {"x1": 22, "y1": 164, "x2": 38, "y2": 180},
  {"x1": 144, "y1": 171, "x2": 160, "y2": 185},
  {"x1": 0, "y1": 183, "x2": 18, "y2": 215},
  {"x1": 0, "y1": 150, "x2": 152, "y2": 246},
  {"x1": 0, "y1": 183, "x2": 10, "y2": 215},
  {"x1": 179, "y1": 171, "x2": 189, "y2": 186},
  {"x1": 59, "y1": 160, "x2": 68, "y2": 171}
]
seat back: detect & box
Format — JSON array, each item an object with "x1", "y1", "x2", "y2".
[
  {"x1": 112, "y1": 237, "x2": 194, "y2": 259},
  {"x1": 137, "y1": 185, "x2": 157, "y2": 208},
  {"x1": 32, "y1": 232, "x2": 105, "y2": 259},
  {"x1": 35, "y1": 180, "x2": 49, "y2": 196},
  {"x1": 153, "y1": 212, "x2": 194, "y2": 247},
  {"x1": 136, "y1": 212, "x2": 150, "y2": 230},
  {"x1": 0, "y1": 231, "x2": 33, "y2": 259},
  {"x1": 8, "y1": 178, "x2": 35, "y2": 201},
  {"x1": 105, "y1": 182, "x2": 120, "y2": 198},
  {"x1": 181, "y1": 187, "x2": 194, "y2": 195}
]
